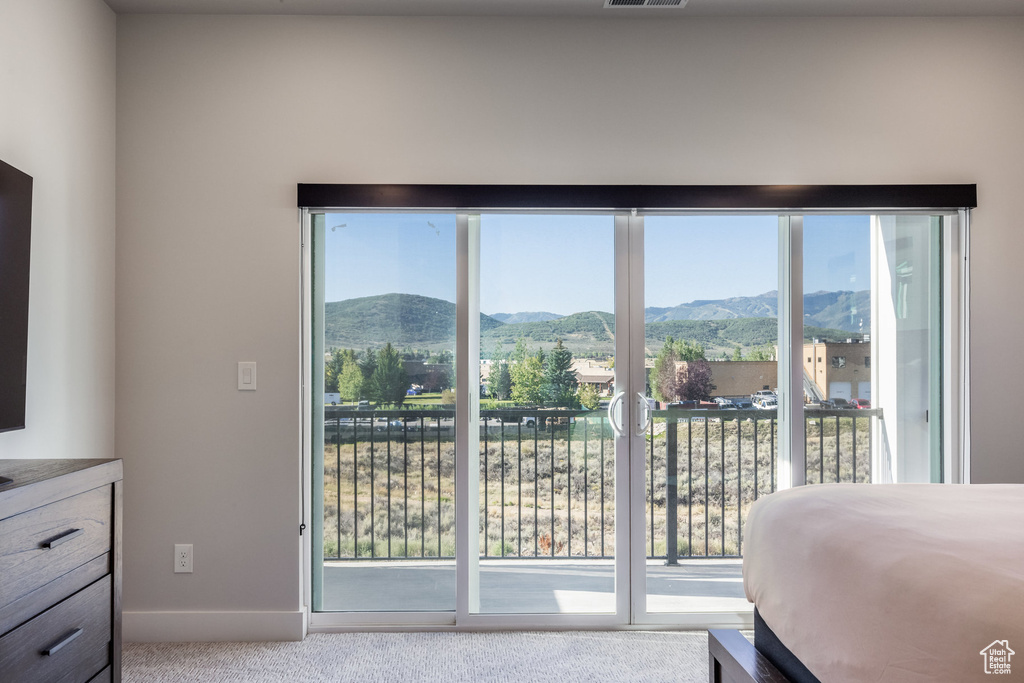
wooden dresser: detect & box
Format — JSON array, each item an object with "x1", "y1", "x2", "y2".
[{"x1": 0, "y1": 459, "x2": 122, "y2": 683}]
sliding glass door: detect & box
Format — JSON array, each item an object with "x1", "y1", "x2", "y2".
[
  {"x1": 470, "y1": 214, "x2": 622, "y2": 616},
  {"x1": 304, "y1": 193, "x2": 968, "y2": 628},
  {"x1": 634, "y1": 215, "x2": 779, "y2": 620},
  {"x1": 310, "y1": 212, "x2": 458, "y2": 614}
]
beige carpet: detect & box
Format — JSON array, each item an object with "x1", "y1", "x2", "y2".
[{"x1": 124, "y1": 630, "x2": 711, "y2": 682}]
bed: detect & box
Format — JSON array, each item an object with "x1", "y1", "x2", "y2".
[{"x1": 708, "y1": 483, "x2": 1024, "y2": 682}]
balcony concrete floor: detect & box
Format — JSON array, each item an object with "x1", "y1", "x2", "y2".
[{"x1": 320, "y1": 558, "x2": 747, "y2": 614}]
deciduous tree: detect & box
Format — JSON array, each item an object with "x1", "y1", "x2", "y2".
[
  {"x1": 325, "y1": 348, "x2": 357, "y2": 394},
  {"x1": 746, "y1": 344, "x2": 776, "y2": 361},
  {"x1": 510, "y1": 354, "x2": 545, "y2": 405},
  {"x1": 677, "y1": 359, "x2": 714, "y2": 402},
  {"x1": 676, "y1": 338, "x2": 707, "y2": 361},
  {"x1": 338, "y1": 361, "x2": 364, "y2": 402},
  {"x1": 577, "y1": 383, "x2": 600, "y2": 411}
]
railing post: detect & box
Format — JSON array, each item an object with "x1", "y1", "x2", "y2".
[{"x1": 665, "y1": 418, "x2": 678, "y2": 566}]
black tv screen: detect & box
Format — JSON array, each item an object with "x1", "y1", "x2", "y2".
[{"x1": 0, "y1": 159, "x2": 32, "y2": 433}]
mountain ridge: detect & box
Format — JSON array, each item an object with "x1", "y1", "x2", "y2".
[{"x1": 324, "y1": 292, "x2": 866, "y2": 354}]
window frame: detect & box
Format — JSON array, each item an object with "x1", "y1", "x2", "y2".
[{"x1": 299, "y1": 184, "x2": 975, "y2": 631}]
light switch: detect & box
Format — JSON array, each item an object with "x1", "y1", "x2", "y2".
[{"x1": 238, "y1": 361, "x2": 257, "y2": 391}]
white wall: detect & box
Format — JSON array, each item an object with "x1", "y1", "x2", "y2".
[
  {"x1": 0, "y1": 1, "x2": 116, "y2": 460},
  {"x1": 115, "y1": 15, "x2": 1024, "y2": 640}
]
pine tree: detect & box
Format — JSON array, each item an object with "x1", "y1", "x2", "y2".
[
  {"x1": 366, "y1": 343, "x2": 409, "y2": 405},
  {"x1": 493, "y1": 361, "x2": 512, "y2": 401},
  {"x1": 544, "y1": 339, "x2": 578, "y2": 407},
  {"x1": 324, "y1": 348, "x2": 345, "y2": 393},
  {"x1": 652, "y1": 338, "x2": 680, "y2": 403},
  {"x1": 359, "y1": 348, "x2": 377, "y2": 383}
]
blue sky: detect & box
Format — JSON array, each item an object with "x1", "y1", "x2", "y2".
[{"x1": 324, "y1": 213, "x2": 870, "y2": 315}]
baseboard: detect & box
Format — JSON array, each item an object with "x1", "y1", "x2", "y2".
[{"x1": 124, "y1": 610, "x2": 305, "y2": 643}]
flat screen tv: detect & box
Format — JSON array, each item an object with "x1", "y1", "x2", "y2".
[{"x1": 0, "y1": 159, "x2": 32, "y2": 433}]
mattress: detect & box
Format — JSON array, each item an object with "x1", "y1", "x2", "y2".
[{"x1": 743, "y1": 483, "x2": 1024, "y2": 682}]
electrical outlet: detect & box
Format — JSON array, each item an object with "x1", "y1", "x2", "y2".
[{"x1": 174, "y1": 544, "x2": 193, "y2": 573}]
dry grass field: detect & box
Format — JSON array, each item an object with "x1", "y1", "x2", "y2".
[{"x1": 319, "y1": 413, "x2": 873, "y2": 560}]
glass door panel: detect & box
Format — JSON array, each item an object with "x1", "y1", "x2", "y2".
[
  {"x1": 473, "y1": 214, "x2": 618, "y2": 614},
  {"x1": 312, "y1": 212, "x2": 458, "y2": 613},
  {"x1": 802, "y1": 215, "x2": 943, "y2": 484},
  {"x1": 639, "y1": 215, "x2": 779, "y2": 615}
]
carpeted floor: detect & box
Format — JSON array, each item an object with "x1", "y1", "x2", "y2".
[{"x1": 124, "y1": 631, "x2": 711, "y2": 682}]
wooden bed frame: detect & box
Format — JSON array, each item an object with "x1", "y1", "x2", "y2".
[
  {"x1": 708, "y1": 630, "x2": 790, "y2": 683},
  {"x1": 708, "y1": 609, "x2": 822, "y2": 683}
]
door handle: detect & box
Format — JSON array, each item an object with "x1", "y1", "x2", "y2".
[
  {"x1": 635, "y1": 393, "x2": 652, "y2": 437},
  {"x1": 607, "y1": 392, "x2": 625, "y2": 437}
]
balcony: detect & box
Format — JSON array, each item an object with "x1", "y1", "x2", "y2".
[{"x1": 318, "y1": 405, "x2": 878, "y2": 613}]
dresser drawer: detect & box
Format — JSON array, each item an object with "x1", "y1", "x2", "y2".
[
  {"x1": 88, "y1": 666, "x2": 112, "y2": 683},
  {"x1": 0, "y1": 486, "x2": 112, "y2": 610},
  {"x1": 0, "y1": 576, "x2": 111, "y2": 683}
]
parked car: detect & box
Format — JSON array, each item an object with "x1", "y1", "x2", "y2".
[
  {"x1": 751, "y1": 390, "x2": 776, "y2": 401},
  {"x1": 823, "y1": 398, "x2": 853, "y2": 409},
  {"x1": 849, "y1": 398, "x2": 871, "y2": 409}
]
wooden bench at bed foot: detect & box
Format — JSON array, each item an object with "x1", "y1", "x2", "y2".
[{"x1": 708, "y1": 630, "x2": 791, "y2": 683}]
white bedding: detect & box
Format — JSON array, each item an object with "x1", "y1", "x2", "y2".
[{"x1": 743, "y1": 483, "x2": 1024, "y2": 682}]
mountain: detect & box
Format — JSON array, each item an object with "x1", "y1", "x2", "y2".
[
  {"x1": 482, "y1": 311, "x2": 616, "y2": 347},
  {"x1": 645, "y1": 290, "x2": 869, "y2": 333},
  {"x1": 802, "y1": 290, "x2": 871, "y2": 333},
  {"x1": 480, "y1": 310, "x2": 856, "y2": 356},
  {"x1": 646, "y1": 292, "x2": 777, "y2": 323},
  {"x1": 323, "y1": 292, "x2": 866, "y2": 354},
  {"x1": 324, "y1": 293, "x2": 503, "y2": 349},
  {"x1": 490, "y1": 311, "x2": 563, "y2": 324}
]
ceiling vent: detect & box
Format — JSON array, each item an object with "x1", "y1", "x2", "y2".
[{"x1": 604, "y1": 0, "x2": 687, "y2": 7}]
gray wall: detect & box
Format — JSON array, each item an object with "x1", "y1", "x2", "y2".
[
  {"x1": 114, "y1": 15, "x2": 1024, "y2": 639},
  {"x1": 0, "y1": 0, "x2": 116, "y2": 461}
]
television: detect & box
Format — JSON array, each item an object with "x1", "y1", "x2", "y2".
[{"x1": 0, "y1": 159, "x2": 32, "y2": 433}]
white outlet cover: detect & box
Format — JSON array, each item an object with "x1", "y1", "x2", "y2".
[{"x1": 174, "y1": 543, "x2": 193, "y2": 573}]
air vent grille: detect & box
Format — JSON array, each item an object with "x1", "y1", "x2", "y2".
[{"x1": 604, "y1": 0, "x2": 687, "y2": 7}]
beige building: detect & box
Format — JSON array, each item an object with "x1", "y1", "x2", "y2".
[
  {"x1": 804, "y1": 341, "x2": 871, "y2": 401},
  {"x1": 672, "y1": 341, "x2": 871, "y2": 401},
  {"x1": 699, "y1": 360, "x2": 777, "y2": 399},
  {"x1": 572, "y1": 359, "x2": 615, "y2": 396}
]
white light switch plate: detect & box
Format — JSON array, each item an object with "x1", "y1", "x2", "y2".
[{"x1": 238, "y1": 361, "x2": 257, "y2": 390}]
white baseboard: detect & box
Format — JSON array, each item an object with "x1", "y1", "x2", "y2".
[{"x1": 124, "y1": 610, "x2": 305, "y2": 642}]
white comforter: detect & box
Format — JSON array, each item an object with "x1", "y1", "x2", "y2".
[{"x1": 743, "y1": 483, "x2": 1024, "y2": 682}]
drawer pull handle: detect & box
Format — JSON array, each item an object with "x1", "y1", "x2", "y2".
[
  {"x1": 42, "y1": 628, "x2": 83, "y2": 656},
  {"x1": 42, "y1": 528, "x2": 84, "y2": 549}
]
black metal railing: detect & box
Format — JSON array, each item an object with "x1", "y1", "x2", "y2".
[{"x1": 320, "y1": 405, "x2": 879, "y2": 562}]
